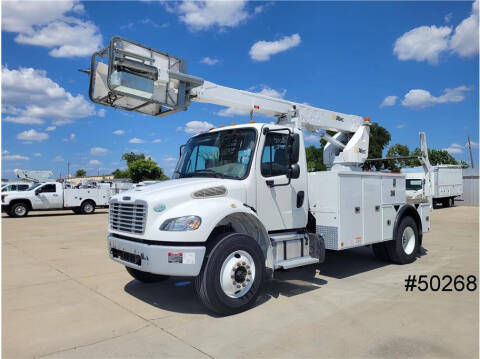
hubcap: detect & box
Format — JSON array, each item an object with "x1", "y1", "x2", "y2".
[
  {"x1": 219, "y1": 250, "x2": 256, "y2": 298},
  {"x1": 15, "y1": 205, "x2": 26, "y2": 216},
  {"x1": 84, "y1": 204, "x2": 93, "y2": 213},
  {"x1": 401, "y1": 226, "x2": 415, "y2": 255}
]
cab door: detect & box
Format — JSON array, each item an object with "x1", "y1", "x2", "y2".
[
  {"x1": 255, "y1": 129, "x2": 308, "y2": 231},
  {"x1": 35, "y1": 183, "x2": 63, "y2": 209}
]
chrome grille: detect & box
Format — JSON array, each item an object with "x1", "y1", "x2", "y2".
[{"x1": 109, "y1": 200, "x2": 147, "y2": 234}]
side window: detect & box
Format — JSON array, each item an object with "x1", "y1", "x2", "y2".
[
  {"x1": 39, "y1": 184, "x2": 56, "y2": 193},
  {"x1": 261, "y1": 133, "x2": 290, "y2": 177}
]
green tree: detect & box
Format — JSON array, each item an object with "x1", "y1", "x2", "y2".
[
  {"x1": 385, "y1": 144, "x2": 411, "y2": 172},
  {"x1": 128, "y1": 158, "x2": 168, "y2": 183},
  {"x1": 75, "y1": 169, "x2": 86, "y2": 177},
  {"x1": 411, "y1": 148, "x2": 459, "y2": 166},
  {"x1": 305, "y1": 145, "x2": 326, "y2": 172},
  {"x1": 364, "y1": 123, "x2": 392, "y2": 170},
  {"x1": 460, "y1": 160, "x2": 469, "y2": 169},
  {"x1": 122, "y1": 152, "x2": 146, "y2": 164},
  {"x1": 114, "y1": 153, "x2": 169, "y2": 182}
]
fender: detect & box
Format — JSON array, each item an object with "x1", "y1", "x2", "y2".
[
  {"x1": 393, "y1": 204, "x2": 423, "y2": 245},
  {"x1": 8, "y1": 198, "x2": 32, "y2": 210}
]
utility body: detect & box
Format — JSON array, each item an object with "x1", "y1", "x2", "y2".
[
  {"x1": 405, "y1": 165, "x2": 463, "y2": 208},
  {"x1": 86, "y1": 37, "x2": 432, "y2": 314},
  {"x1": 2, "y1": 182, "x2": 110, "y2": 217}
]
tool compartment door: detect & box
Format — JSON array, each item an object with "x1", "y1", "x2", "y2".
[
  {"x1": 362, "y1": 177, "x2": 382, "y2": 244},
  {"x1": 338, "y1": 174, "x2": 363, "y2": 248}
]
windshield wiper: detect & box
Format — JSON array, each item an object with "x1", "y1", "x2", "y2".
[{"x1": 193, "y1": 169, "x2": 225, "y2": 179}]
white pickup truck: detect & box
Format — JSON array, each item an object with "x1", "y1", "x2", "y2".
[{"x1": 2, "y1": 182, "x2": 110, "y2": 217}]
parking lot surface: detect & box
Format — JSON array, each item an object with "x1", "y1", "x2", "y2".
[{"x1": 2, "y1": 206, "x2": 479, "y2": 358}]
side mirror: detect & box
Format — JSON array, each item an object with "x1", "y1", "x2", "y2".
[
  {"x1": 35, "y1": 190, "x2": 40, "y2": 195},
  {"x1": 290, "y1": 133, "x2": 300, "y2": 164},
  {"x1": 289, "y1": 163, "x2": 301, "y2": 179}
]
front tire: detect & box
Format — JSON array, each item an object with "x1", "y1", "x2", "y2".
[
  {"x1": 9, "y1": 202, "x2": 29, "y2": 218},
  {"x1": 386, "y1": 216, "x2": 419, "y2": 264},
  {"x1": 195, "y1": 233, "x2": 265, "y2": 315},
  {"x1": 125, "y1": 266, "x2": 169, "y2": 283}
]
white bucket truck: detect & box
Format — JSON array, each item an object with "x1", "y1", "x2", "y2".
[
  {"x1": 85, "y1": 37, "x2": 432, "y2": 314},
  {"x1": 405, "y1": 165, "x2": 463, "y2": 207},
  {"x1": 2, "y1": 181, "x2": 110, "y2": 217}
]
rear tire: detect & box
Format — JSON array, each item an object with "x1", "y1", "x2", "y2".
[
  {"x1": 72, "y1": 208, "x2": 81, "y2": 214},
  {"x1": 372, "y1": 242, "x2": 390, "y2": 261},
  {"x1": 125, "y1": 266, "x2": 169, "y2": 283},
  {"x1": 9, "y1": 202, "x2": 29, "y2": 218},
  {"x1": 386, "y1": 216, "x2": 419, "y2": 264},
  {"x1": 80, "y1": 200, "x2": 95, "y2": 214},
  {"x1": 194, "y1": 233, "x2": 265, "y2": 315}
]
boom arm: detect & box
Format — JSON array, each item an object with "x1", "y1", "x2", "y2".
[{"x1": 87, "y1": 37, "x2": 370, "y2": 169}]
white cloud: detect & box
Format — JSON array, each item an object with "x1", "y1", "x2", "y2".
[
  {"x1": 450, "y1": 0, "x2": 479, "y2": 57},
  {"x1": 393, "y1": 26, "x2": 451, "y2": 65},
  {"x1": 468, "y1": 140, "x2": 479, "y2": 148},
  {"x1": 70, "y1": 133, "x2": 76, "y2": 141},
  {"x1": 2, "y1": 0, "x2": 102, "y2": 58},
  {"x1": 89, "y1": 159, "x2": 101, "y2": 165},
  {"x1": 97, "y1": 109, "x2": 106, "y2": 118},
  {"x1": 249, "y1": 34, "x2": 301, "y2": 61},
  {"x1": 2, "y1": 67, "x2": 95, "y2": 125},
  {"x1": 444, "y1": 143, "x2": 464, "y2": 154},
  {"x1": 217, "y1": 85, "x2": 286, "y2": 117},
  {"x1": 444, "y1": 13, "x2": 453, "y2": 23},
  {"x1": 3, "y1": 154, "x2": 29, "y2": 161},
  {"x1": 33, "y1": 153, "x2": 42, "y2": 157},
  {"x1": 163, "y1": 157, "x2": 177, "y2": 163},
  {"x1": 45, "y1": 126, "x2": 56, "y2": 132},
  {"x1": 393, "y1": 1, "x2": 478, "y2": 64},
  {"x1": 152, "y1": 139, "x2": 162, "y2": 143},
  {"x1": 16, "y1": 129, "x2": 49, "y2": 142},
  {"x1": 52, "y1": 155, "x2": 65, "y2": 162},
  {"x1": 184, "y1": 121, "x2": 213, "y2": 134},
  {"x1": 304, "y1": 134, "x2": 320, "y2": 143},
  {"x1": 90, "y1": 147, "x2": 109, "y2": 155},
  {"x1": 113, "y1": 129, "x2": 125, "y2": 135},
  {"x1": 3, "y1": 116, "x2": 44, "y2": 124},
  {"x1": 2, "y1": 150, "x2": 9, "y2": 155},
  {"x1": 201, "y1": 57, "x2": 219, "y2": 65},
  {"x1": 380, "y1": 95, "x2": 398, "y2": 107},
  {"x1": 176, "y1": 1, "x2": 249, "y2": 30},
  {"x1": 396, "y1": 123, "x2": 405, "y2": 129},
  {"x1": 129, "y1": 138, "x2": 146, "y2": 144},
  {"x1": 401, "y1": 86, "x2": 471, "y2": 108}
]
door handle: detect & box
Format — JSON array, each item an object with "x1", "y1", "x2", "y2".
[{"x1": 53, "y1": 194, "x2": 58, "y2": 197}]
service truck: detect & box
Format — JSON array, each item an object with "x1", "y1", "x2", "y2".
[
  {"x1": 405, "y1": 165, "x2": 463, "y2": 207},
  {"x1": 84, "y1": 37, "x2": 432, "y2": 314},
  {"x1": 2, "y1": 181, "x2": 110, "y2": 217}
]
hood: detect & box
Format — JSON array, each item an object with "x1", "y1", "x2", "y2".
[{"x1": 112, "y1": 177, "x2": 247, "y2": 204}]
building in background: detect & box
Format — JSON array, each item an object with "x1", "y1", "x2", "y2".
[{"x1": 458, "y1": 168, "x2": 479, "y2": 206}]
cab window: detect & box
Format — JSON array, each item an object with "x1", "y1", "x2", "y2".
[
  {"x1": 261, "y1": 133, "x2": 290, "y2": 177},
  {"x1": 406, "y1": 179, "x2": 423, "y2": 191},
  {"x1": 38, "y1": 184, "x2": 56, "y2": 193}
]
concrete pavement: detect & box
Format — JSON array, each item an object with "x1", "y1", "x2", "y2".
[{"x1": 2, "y1": 206, "x2": 479, "y2": 358}]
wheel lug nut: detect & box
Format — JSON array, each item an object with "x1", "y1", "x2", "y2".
[
  {"x1": 237, "y1": 285, "x2": 241, "y2": 288},
  {"x1": 233, "y1": 281, "x2": 237, "y2": 285},
  {"x1": 246, "y1": 265, "x2": 250, "y2": 269},
  {"x1": 242, "y1": 283, "x2": 246, "y2": 287},
  {"x1": 246, "y1": 278, "x2": 250, "y2": 282},
  {"x1": 247, "y1": 271, "x2": 251, "y2": 275},
  {"x1": 242, "y1": 261, "x2": 246, "y2": 265}
]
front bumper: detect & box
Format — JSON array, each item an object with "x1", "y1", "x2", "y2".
[{"x1": 107, "y1": 234, "x2": 206, "y2": 276}]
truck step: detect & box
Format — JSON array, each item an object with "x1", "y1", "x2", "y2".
[{"x1": 275, "y1": 256, "x2": 319, "y2": 270}]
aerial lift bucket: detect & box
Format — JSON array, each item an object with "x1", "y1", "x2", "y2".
[{"x1": 88, "y1": 37, "x2": 204, "y2": 117}]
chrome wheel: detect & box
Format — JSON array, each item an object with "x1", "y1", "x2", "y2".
[
  {"x1": 401, "y1": 226, "x2": 415, "y2": 255},
  {"x1": 83, "y1": 203, "x2": 93, "y2": 213},
  {"x1": 15, "y1": 205, "x2": 27, "y2": 216},
  {"x1": 219, "y1": 250, "x2": 256, "y2": 298}
]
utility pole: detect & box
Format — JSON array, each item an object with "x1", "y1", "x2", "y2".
[
  {"x1": 67, "y1": 161, "x2": 70, "y2": 179},
  {"x1": 467, "y1": 135, "x2": 474, "y2": 168}
]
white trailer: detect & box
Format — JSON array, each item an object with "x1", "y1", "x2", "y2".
[
  {"x1": 405, "y1": 165, "x2": 463, "y2": 207},
  {"x1": 84, "y1": 37, "x2": 432, "y2": 314},
  {"x1": 2, "y1": 182, "x2": 110, "y2": 217}
]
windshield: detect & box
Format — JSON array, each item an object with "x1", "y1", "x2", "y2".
[
  {"x1": 406, "y1": 179, "x2": 423, "y2": 191},
  {"x1": 174, "y1": 128, "x2": 257, "y2": 180}
]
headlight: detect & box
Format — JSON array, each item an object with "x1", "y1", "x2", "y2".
[{"x1": 160, "y1": 215, "x2": 201, "y2": 231}]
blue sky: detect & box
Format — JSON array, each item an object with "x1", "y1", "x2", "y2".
[{"x1": 2, "y1": 1, "x2": 478, "y2": 179}]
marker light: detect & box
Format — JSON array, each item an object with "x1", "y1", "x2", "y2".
[
  {"x1": 364, "y1": 117, "x2": 371, "y2": 122},
  {"x1": 160, "y1": 216, "x2": 201, "y2": 231},
  {"x1": 253, "y1": 105, "x2": 260, "y2": 110}
]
